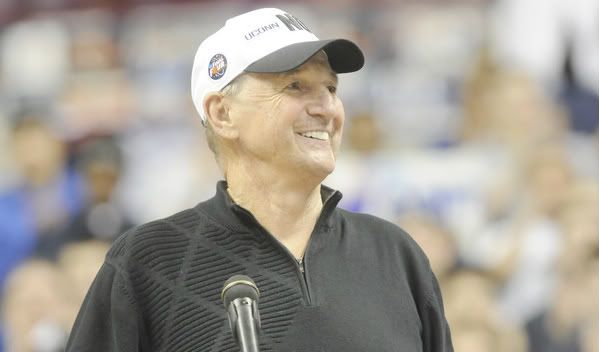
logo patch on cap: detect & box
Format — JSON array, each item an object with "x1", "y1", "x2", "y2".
[{"x1": 208, "y1": 54, "x2": 227, "y2": 80}]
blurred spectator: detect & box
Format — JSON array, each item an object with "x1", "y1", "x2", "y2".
[
  {"x1": 346, "y1": 112, "x2": 383, "y2": 154},
  {"x1": 0, "y1": 115, "x2": 83, "y2": 293},
  {"x1": 461, "y1": 44, "x2": 499, "y2": 142},
  {"x1": 559, "y1": 42, "x2": 599, "y2": 136},
  {"x1": 443, "y1": 269, "x2": 500, "y2": 330},
  {"x1": 42, "y1": 136, "x2": 133, "y2": 258},
  {"x1": 451, "y1": 320, "x2": 501, "y2": 352},
  {"x1": 491, "y1": 0, "x2": 599, "y2": 95},
  {"x1": 556, "y1": 179, "x2": 599, "y2": 271},
  {"x1": 579, "y1": 255, "x2": 599, "y2": 352},
  {"x1": 461, "y1": 64, "x2": 574, "y2": 323},
  {"x1": 465, "y1": 66, "x2": 567, "y2": 155},
  {"x1": 397, "y1": 212, "x2": 458, "y2": 283},
  {"x1": 534, "y1": 180, "x2": 599, "y2": 352},
  {"x1": 57, "y1": 241, "x2": 111, "y2": 324},
  {"x1": 1, "y1": 260, "x2": 71, "y2": 352},
  {"x1": 325, "y1": 112, "x2": 392, "y2": 214},
  {"x1": 526, "y1": 266, "x2": 586, "y2": 352},
  {"x1": 1, "y1": 241, "x2": 109, "y2": 352},
  {"x1": 494, "y1": 145, "x2": 572, "y2": 326},
  {"x1": 442, "y1": 269, "x2": 528, "y2": 352}
]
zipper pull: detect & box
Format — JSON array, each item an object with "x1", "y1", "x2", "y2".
[{"x1": 297, "y1": 257, "x2": 305, "y2": 274}]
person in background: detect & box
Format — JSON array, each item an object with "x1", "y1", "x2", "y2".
[
  {"x1": 1, "y1": 260, "x2": 71, "y2": 352},
  {"x1": 397, "y1": 212, "x2": 458, "y2": 283},
  {"x1": 66, "y1": 7, "x2": 453, "y2": 351},
  {"x1": 57, "y1": 241, "x2": 112, "y2": 327},
  {"x1": 442, "y1": 269, "x2": 527, "y2": 352},
  {"x1": 525, "y1": 180, "x2": 599, "y2": 352},
  {"x1": 0, "y1": 115, "x2": 83, "y2": 291},
  {"x1": 59, "y1": 137, "x2": 133, "y2": 246},
  {"x1": 1, "y1": 241, "x2": 110, "y2": 352}
]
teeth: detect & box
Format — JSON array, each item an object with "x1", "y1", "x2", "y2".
[{"x1": 299, "y1": 131, "x2": 329, "y2": 141}]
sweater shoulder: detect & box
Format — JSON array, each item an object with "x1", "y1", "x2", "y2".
[
  {"x1": 335, "y1": 208, "x2": 431, "y2": 271},
  {"x1": 109, "y1": 207, "x2": 200, "y2": 253},
  {"x1": 105, "y1": 207, "x2": 208, "y2": 279},
  {"x1": 336, "y1": 209, "x2": 416, "y2": 246},
  {"x1": 336, "y1": 209, "x2": 444, "y2": 306}
]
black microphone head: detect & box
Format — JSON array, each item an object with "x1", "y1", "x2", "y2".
[{"x1": 221, "y1": 275, "x2": 260, "y2": 308}]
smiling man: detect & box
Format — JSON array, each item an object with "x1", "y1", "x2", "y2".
[{"x1": 66, "y1": 8, "x2": 453, "y2": 352}]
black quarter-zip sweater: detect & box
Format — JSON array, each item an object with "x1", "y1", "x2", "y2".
[{"x1": 66, "y1": 181, "x2": 453, "y2": 352}]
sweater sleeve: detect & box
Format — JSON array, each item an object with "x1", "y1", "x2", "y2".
[
  {"x1": 66, "y1": 261, "x2": 144, "y2": 352},
  {"x1": 421, "y1": 271, "x2": 453, "y2": 352}
]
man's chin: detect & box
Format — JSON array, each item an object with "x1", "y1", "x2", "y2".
[{"x1": 304, "y1": 159, "x2": 336, "y2": 182}]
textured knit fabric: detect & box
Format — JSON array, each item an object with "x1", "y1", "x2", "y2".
[{"x1": 66, "y1": 181, "x2": 453, "y2": 352}]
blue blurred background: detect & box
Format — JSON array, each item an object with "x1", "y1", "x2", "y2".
[{"x1": 0, "y1": 0, "x2": 597, "y2": 351}]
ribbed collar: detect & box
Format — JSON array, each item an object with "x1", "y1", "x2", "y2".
[{"x1": 196, "y1": 180, "x2": 343, "y2": 235}]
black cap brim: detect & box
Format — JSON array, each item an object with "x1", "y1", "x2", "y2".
[{"x1": 244, "y1": 39, "x2": 364, "y2": 74}]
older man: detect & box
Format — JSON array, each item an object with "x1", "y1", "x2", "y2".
[{"x1": 66, "y1": 8, "x2": 452, "y2": 352}]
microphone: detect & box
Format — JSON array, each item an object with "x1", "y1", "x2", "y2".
[{"x1": 221, "y1": 275, "x2": 261, "y2": 352}]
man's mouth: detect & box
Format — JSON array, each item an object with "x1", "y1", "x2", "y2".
[{"x1": 297, "y1": 131, "x2": 330, "y2": 141}]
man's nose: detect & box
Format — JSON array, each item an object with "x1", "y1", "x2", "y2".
[{"x1": 306, "y1": 87, "x2": 338, "y2": 120}]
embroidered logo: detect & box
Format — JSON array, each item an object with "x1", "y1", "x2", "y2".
[{"x1": 208, "y1": 54, "x2": 227, "y2": 80}]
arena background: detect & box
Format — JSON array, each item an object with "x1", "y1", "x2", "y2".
[{"x1": 0, "y1": 0, "x2": 597, "y2": 351}]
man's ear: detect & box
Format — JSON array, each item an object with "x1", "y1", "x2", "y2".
[{"x1": 203, "y1": 92, "x2": 239, "y2": 140}]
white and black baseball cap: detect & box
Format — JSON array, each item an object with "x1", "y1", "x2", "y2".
[{"x1": 191, "y1": 7, "x2": 364, "y2": 123}]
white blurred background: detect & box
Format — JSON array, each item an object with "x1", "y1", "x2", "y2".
[{"x1": 0, "y1": 0, "x2": 597, "y2": 351}]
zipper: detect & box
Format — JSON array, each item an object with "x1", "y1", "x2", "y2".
[
  {"x1": 297, "y1": 257, "x2": 305, "y2": 274},
  {"x1": 273, "y1": 231, "x2": 314, "y2": 304},
  {"x1": 233, "y1": 205, "x2": 314, "y2": 304},
  {"x1": 232, "y1": 190, "x2": 339, "y2": 306},
  {"x1": 298, "y1": 191, "x2": 339, "y2": 305}
]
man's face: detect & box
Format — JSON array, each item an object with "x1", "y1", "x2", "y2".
[{"x1": 227, "y1": 52, "x2": 344, "y2": 180}]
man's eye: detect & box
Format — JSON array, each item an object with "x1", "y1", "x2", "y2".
[
  {"x1": 286, "y1": 81, "x2": 301, "y2": 90},
  {"x1": 328, "y1": 85, "x2": 337, "y2": 94}
]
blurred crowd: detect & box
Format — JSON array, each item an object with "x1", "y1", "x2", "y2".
[{"x1": 0, "y1": 0, "x2": 597, "y2": 351}]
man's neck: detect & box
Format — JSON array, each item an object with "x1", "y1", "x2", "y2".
[{"x1": 225, "y1": 165, "x2": 324, "y2": 259}]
